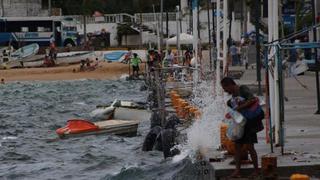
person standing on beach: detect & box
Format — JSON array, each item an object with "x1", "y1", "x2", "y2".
[
  {"x1": 131, "y1": 53, "x2": 142, "y2": 78},
  {"x1": 221, "y1": 77, "x2": 261, "y2": 178}
]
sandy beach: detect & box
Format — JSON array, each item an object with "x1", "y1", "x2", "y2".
[{"x1": 0, "y1": 61, "x2": 142, "y2": 82}]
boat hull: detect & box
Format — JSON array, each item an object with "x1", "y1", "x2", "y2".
[{"x1": 56, "y1": 119, "x2": 139, "y2": 138}]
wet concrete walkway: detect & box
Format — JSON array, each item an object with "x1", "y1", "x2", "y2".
[{"x1": 210, "y1": 67, "x2": 320, "y2": 179}]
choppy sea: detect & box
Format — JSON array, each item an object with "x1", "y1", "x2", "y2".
[{"x1": 0, "y1": 79, "x2": 214, "y2": 180}]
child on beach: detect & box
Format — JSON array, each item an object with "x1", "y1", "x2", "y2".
[{"x1": 130, "y1": 53, "x2": 142, "y2": 78}]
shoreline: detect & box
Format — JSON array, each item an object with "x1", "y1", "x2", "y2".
[{"x1": 0, "y1": 61, "x2": 137, "y2": 82}]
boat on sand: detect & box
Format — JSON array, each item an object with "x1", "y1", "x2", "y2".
[
  {"x1": 104, "y1": 51, "x2": 127, "y2": 62},
  {"x1": 10, "y1": 43, "x2": 40, "y2": 61},
  {"x1": 2, "y1": 51, "x2": 96, "y2": 68}
]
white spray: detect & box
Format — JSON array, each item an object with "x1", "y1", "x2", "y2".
[{"x1": 186, "y1": 79, "x2": 227, "y2": 153}]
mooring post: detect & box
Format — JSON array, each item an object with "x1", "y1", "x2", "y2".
[{"x1": 154, "y1": 68, "x2": 166, "y2": 127}]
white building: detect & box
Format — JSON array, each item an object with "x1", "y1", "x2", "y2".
[
  {"x1": 75, "y1": 0, "x2": 256, "y2": 47},
  {"x1": 0, "y1": 0, "x2": 49, "y2": 17}
]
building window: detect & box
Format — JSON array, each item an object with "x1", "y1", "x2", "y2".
[{"x1": 42, "y1": 0, "x2": 48, "y2": 10}]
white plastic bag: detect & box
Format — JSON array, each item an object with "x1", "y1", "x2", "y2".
[{"x1": 226, "y1": 109, "x2": 246, "y2": 141}]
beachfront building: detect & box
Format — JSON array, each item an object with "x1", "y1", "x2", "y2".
[
  {"x1": 75, "y1": 0, "x2": 258, "y2": 47},
  {"x1": 0, "y1": 0, "x2": 50, "y2": 17}
]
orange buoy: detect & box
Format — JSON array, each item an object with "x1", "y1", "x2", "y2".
[{"x1": 290, "y1": 174, "x2": 310, "y2": 180}]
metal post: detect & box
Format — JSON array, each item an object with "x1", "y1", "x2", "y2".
[
  {"x1": 222, "y1": 0, "x2": 228, "y2": 76},
  {"x1": 312, "y1": 0, "x2": 320, "y2": 114},
  {"x1": 264, "y1": 47, "x2": 273, "y2": 153},
  {"x1": 83, "y1": 15, "x2": 87, "y2": 45},
  {"x1": 154, "y1": 69, "x2": 165, "y2": 126},
  {"x1": 176, "y1": 6, "x2": 181, "y2": 64},
  {"x1": 179, "y1": 5, "x2": 182, "y2": 33},
  {"x1": 212, "y1": 0, "x2": 216, "y2": 69},
  {"x1": 273, "y1": 0, "x2": 280, "y2": 147},
  {"x1": 160, "y1": 0, "x2": 164, "y2": 51},
  {"x1": 48, "y1": 0, "x2": 52, "y2": 16},
  {"x1": 207, "y1": 0, "x2": 212, "y2": 71},
  {"x1": 166, "y1": 11, "x2": 169, "y2": 38},
  {"x1": 49, "y1": 0, "x2": 55, "y2": 46},
  {"x1": 140, "y1": 13, "x2": 143, "y2": 49},
  {"x1": 192, "y1": 0, "x2": 199, "y2": 82},
  {"x1": 255, "y1": 0, "x2": 262, "y2": 95},
  {"x1": 153, "y1": 5, "x2": 161, "y2": 52},
  {"x1": 216, "y1": 0, "x2": 221, "y2": 87},
  {"x1": 1, "y1": 0, "x2": 4, "y2": 17},
  {"x1": 276, "y1": 45, "x2": 285, "y2": 155}
]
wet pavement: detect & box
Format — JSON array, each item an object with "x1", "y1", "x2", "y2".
[{"x1": 209, "y1": 67, "x2": 320, "y2": 179}]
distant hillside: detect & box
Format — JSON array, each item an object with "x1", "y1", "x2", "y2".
[{"x1": 52, "y1": 0, "x2": 180, "y2": 15}]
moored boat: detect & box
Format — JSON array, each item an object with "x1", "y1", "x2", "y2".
[
  {"x1": 56, "y1": 119, "x2": 139, "y2": 138},
  {"x1": 56, "y1": 107, "x2": 151, "y2": 138}
]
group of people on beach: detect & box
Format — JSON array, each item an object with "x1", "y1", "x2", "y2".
[
  {"x1": 43, "y1": 35, "x2": 58, "y2": 67},
  {"x1": 79, "y1": 58, "x2": 99, "y2": 72}
]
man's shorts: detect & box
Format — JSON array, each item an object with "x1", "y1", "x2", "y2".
[{"x1": 132, "y1": 65, "x2": 139, "y2": 71}]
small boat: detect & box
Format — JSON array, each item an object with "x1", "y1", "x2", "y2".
[
  {"x1": 55, "y1": 51, "x2": 96, "y2": 65},
  {"x1": 104, "y1": 51, "x2": 127, "y2": 62},
  {"x1": 56, "y1": 107, "x2": 151, "y2": 138},
  {"x1": 96, "y1": 100, "x2": 146, "y2": 109},
  {"x1": 90, "y1": 99, "x2": 117, "y2": 121},
  {"x1": 56, "y1": 119, "x2": 139, "y2": 138},
  {"x1": 2, "y1": 51, "x2": 96, "y2": 68},
  {"x1": 10, "y1": 43, "x2": 39, "y2": 61}
]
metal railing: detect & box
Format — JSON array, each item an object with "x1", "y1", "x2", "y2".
[
  {"x1": 71, "y1": 13, "x2": 136, "y2": 24},
  {"x1": 134, "y1": 12, "x2": 176, "y2": 23}
]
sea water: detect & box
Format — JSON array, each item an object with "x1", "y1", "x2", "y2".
[{"x1": 0, "y1": 79, "x2": 218, "y2": 180}]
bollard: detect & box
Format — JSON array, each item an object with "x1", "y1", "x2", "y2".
[
  {"x1": 188, "y1": 107, "x2": 198, "y2": 119},
  {"x1": 183, "y1": 105, "x2": 193, "y2": 120},
  {"x1": 194, "y1": 110, "x2": 201, "y2": 120},
  {"x1": 220, "y1": 123, "x2": 228, "y2": 149},
  {"x1": 261, "y1": 155, "x2": 277, "y2": 177},
  {"x1": 172, "y1": 96, "x2": 181, "y2": 107},
  {"x1": 177, "y1": 101, "x2": 188, "y2": 119}
]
